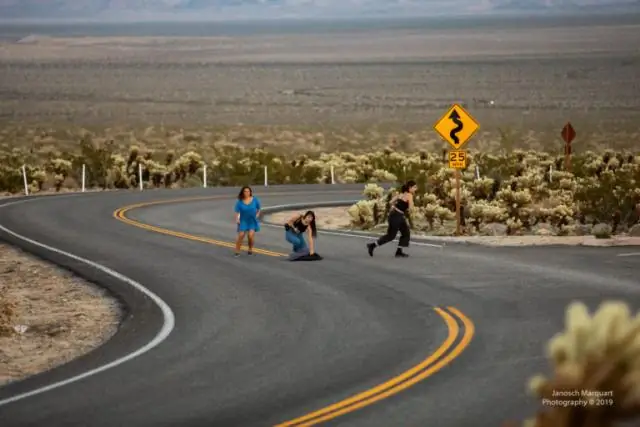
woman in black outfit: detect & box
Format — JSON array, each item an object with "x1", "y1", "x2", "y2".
[
  {"x1": 367, "y1": 180, "x2": 417, "y2": 258},
  {"x1": 284, "y1": 210, "x2": 317, "y2": 256}
]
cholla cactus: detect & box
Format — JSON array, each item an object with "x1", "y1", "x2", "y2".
[
  {"x1": 468, "y1": 200, "x2": 508, "y2": 231},
  {"x1": 363, "y1": 183, "x2": 384, "y2": 200},
  {"x1": 498, "y1": 188, "x2": 534, "y2": 224},
  {"x1": 370, "y1": 169, "x2": 397, "y2": 183},
  {"x1": 419, "y1": 193, "x2": 439, "y2": 206},
  {"x1": 347, "y1": 200, "x2": 376, "y2": 229},
  {"x1": 470, "y1": 177, "x2": 497, "y2": 201},
  {"x1": 506, "y1": 217, "x2": 524, "y2": 235},
  {"x1": 435, "y1": 206, "x2": 455, "y2": 225},
  {"x1": 512, "y1": 301, "x2": 640, "y2": 427},
  {"x1": 420, "y1": 203, "x2": 440, "y2": 229},
  {"x1": 548, "y1": 205, "x2": 575, "y2": 228}
]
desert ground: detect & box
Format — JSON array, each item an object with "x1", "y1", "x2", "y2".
[
  {"x1": 0, "y1": 243, "x2": 122, "y2": 386},
  {"x1": 1, "y1": 16, "x2": 640, "y2": 153}
]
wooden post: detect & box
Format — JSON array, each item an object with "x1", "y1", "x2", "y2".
[
  {"x1": 455, "y1": 169, "x2": 461, "y2": 236},
  {"x1": 561, "y1": 122, "x2": 575, "y2": 172}
]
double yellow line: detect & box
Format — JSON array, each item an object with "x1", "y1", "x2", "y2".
[
  {"x1": 113, "y1": 195, "x2": 475, "y2": 426},
  {"x1": 276, "y1": 306, "x2": 473, "y2": 426},
  {"x1": 113, "y1": 195, "x2": 285, "y2": 257}
]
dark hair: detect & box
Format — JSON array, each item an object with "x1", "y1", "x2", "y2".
[
  {"x1": 303, "y1": 210, "x2": 317, "y2": 237},
  {"x1": 401, "y1": 180, "x2": 417, "y2": 193},
  {"x1": 238, "y1": 186, "x2": 252, "y2": 200}
]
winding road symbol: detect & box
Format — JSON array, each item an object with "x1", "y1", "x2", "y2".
[
  {"x1": 433, "y1": 103, "x2": 479, "y2": 150},
  {"x1": 448, "y1": 109, "x2": 464, "y2": 146}
]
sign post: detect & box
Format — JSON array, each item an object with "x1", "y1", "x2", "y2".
[
  {"x1": 434, "y1": 103, "x2": 479, "y2": 236},
  {"x1": 561, "y1": 122, "x2": 576, "y2": 171}
]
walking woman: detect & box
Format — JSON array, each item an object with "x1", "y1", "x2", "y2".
[
  {"x1": 284, "y1": 210, "x2": 317, "y2": 258},
  {"x1": 234, "y1": 186, "x2": 261, "y2": 257},
  {"x1": 367, "y1": 180, "x2": 417, "y2": 258}
]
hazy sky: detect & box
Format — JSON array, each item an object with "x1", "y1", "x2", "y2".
[{"x1": 0, "y1": 0, "x2": 638, "y2": 21}]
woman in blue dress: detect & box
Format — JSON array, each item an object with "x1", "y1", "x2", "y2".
[{"x1": 234, "y1": 186, "x2": 261, "y2": 257}]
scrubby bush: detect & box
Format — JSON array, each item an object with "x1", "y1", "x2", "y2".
[
  {"x1": 592, "y1": 223, "x2": 612, "y2": 239},
  {"x1": 0, "y1": 285, "x2": 15, "y2": 337}
]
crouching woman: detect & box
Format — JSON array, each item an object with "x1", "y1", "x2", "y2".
[{"x1": 284, "y1": 210, "x2": 317, "y2": 257}]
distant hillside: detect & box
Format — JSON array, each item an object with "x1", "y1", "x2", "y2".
[{"x1": 0, "y1": 0, "x2": 639, "y2": 20}]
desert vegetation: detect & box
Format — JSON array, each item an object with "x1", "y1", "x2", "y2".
[
  {"x1": 504, "y1": 300, "x2": 640, "y2": 427},
  {"x1": 344, "y1": 148, "x2": 640, "y2": 237},
  {"x1": 2, "y1": 129, "x2": 638, "y2": 237}
]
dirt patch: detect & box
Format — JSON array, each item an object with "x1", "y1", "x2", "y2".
[
  {"x1": 267, "y1": 207, "x2": 353, "y2": 230},
  {"x1": 267, "y1": 207, "x2": 640, "y2": 247},
  {"x1": 0, "y1": 243, "x2": 122, "y2": 386}
]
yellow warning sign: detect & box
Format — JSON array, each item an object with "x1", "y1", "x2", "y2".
[
  {"x1": 448, "y1": 150, "x2": 467, "y2": 169},
  {"x1": 434, "y1": 104, "x2": 479, "y2": 150}
]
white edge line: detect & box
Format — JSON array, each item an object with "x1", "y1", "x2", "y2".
[
  {"x1": 262, "y1": 202, "x2": 444, "y2": 248},
  {"x1": 0, "y1": 195, "x2": 176, "y2": 406},
  {"x1": 617, "y1": 252, "x2": 640, "y2": 257}
]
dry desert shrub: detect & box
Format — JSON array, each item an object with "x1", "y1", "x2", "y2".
[
  {"x1": 503, "y1": 301, "x2": 640, "y2": 427},
  {"x1": 0, "y1": 285, "x2": 16, "y2": 337}
]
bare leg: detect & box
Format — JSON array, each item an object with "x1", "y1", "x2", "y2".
[
  {"x1": 235, "y1": 231, "x2": 245, "y2": 255},
  {"x1": 247, "y1": 230, "x2": 255, "y2": 254}
]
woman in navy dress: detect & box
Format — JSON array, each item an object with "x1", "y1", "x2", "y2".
[{"x1": 234, "y1": 186, "x2": 261, "y2": 257}]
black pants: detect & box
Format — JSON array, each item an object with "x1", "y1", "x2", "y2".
[{"x1": 377, "y1": 211, "x2": 410, "y2": 247}]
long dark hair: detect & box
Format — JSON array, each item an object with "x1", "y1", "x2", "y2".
[
  {"x1": 400, "y1": 180, "x2": 417, "y2": 193},
  {"x1": 238, "y1": 186, "x2": 252, "y2": 200},
  {"x1": 303, "y1": 210, "x2": 317, "y2": 237}
]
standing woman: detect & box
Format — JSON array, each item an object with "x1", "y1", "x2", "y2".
[
  {"x1": 234, "y1": 186, "x2": 261, "y2": 257},
  {"x1": 284, "y1": 210, "x2": 317, "y2": 258},
  {"x1": 366, "y1": 180, "x2": 417, "y2": 258}
]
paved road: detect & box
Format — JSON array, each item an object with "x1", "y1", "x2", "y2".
[{"x1": 1, "y1": 185, "x2": 639, "y2": 427}]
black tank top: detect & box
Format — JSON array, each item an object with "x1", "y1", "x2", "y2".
[
  {"x1": 293, "y1": 217, "x2": 308, "y2": 232},
  {"x1": 394, "y1": 197, "x2": 409, "y2": 213}
]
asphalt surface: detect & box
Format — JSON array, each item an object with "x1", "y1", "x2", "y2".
[{"x1": 1, "y1": 184, "x2": 639, "y2": 427}]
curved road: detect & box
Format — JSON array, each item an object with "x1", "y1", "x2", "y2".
[{"x1": 1, "y1": 184, "x2": 639, "y2": 427}]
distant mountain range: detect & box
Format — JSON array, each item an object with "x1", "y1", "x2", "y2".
[{"x1": 0, "y1": 0, "x2": 639, "y2": 20}]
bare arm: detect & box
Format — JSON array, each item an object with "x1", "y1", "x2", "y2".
[
  {"x1": 234, "y1": 201, "x2": 241, "y2": 223},
  {"x1": 407, "y1": 193, "x2": 414, "y2": 210},
  {"x1": 307, "y1": 228, "x2": 315, "y2": 254}
]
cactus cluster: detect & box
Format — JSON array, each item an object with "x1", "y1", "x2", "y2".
[{"x1": 346, "y1": 149, "x2": 640, "y2": 236}]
